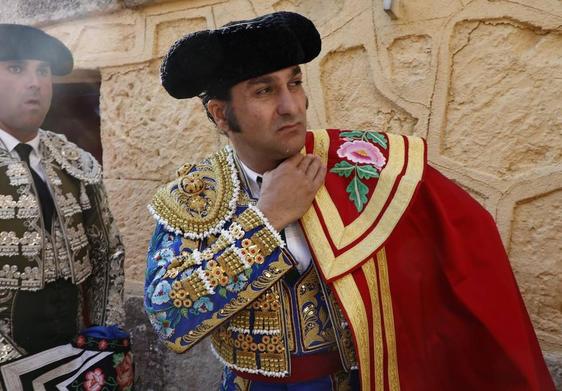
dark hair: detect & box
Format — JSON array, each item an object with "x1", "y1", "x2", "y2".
[{"x1": 199, "y1": 86, "x2": 241, "y2": 133}]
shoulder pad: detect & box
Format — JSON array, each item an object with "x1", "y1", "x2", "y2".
[
  {"x1": 148, "y1": 146, "x2": 241, "y2": 240},
  {"x1": 40, "y1": 129, "x2": 102, "y2": 184}
]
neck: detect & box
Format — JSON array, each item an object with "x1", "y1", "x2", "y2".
[
  {"x1": 0, "y1": 125, "x2": 39, "y2": 143},
  {"x1": 234, "y1": 149, "x2": 281, "y2": 174}
]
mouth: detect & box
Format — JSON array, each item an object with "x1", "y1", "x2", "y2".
[
  {"x1": 277, "y1": 122, "x2": 301, "y2": 132},
  {"x1": 24, "y1": 99, "x2": 41, "y2": 107}
]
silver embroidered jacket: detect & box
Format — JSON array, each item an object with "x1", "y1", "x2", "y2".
[{"x1": 0, "y1": 129, "x2": 125, "y2": 362}]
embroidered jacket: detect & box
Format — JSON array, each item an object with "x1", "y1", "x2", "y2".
[
  {"x1": 145, "y1": 143, "x2": 357, "y2": 378},
  {"x1": 0, "y1": 129, "x2": 125, "y2": 362}
]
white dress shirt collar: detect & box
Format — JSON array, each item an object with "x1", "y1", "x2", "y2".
[
  {"x1": 0, "y1": 128, "x2": 41, "y2": 156},
  {"x1": 237, "y1": 159, "x2": 262, "y2": 199}
]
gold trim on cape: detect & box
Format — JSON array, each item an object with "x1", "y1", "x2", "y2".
[{"x1": 301, "y1": 130, "x2": 425, "y2": 280}]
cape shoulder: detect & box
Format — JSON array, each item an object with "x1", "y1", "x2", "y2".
[
  {"x1": 148, "y1": 146, "x2": 241, "y2": 240},
  {"x1": 40, "y1": 129, "x2": 102, "y2": 185},
  {"x1": 302, "y1": 129, "x2": 427, "y2": 281}
]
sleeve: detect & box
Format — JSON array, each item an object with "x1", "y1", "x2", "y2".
[
  {"x1": 83, "y1": 182, "x2": 125, "y2": 326},
  {"x1": 144, "y1": 204, "x2": 294, "y2": 353}
]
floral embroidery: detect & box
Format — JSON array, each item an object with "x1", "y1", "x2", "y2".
[
  {"x1": 98, "y1": 339, "x2": 109, "y2": 351},
  {"x1": 226, "y1": 272, "x2": 249, "y2": 293},
  {"x1": 115, "y1": 352, "x2": 134, "y2": 390},
  {"x1": 83, "y1": 368, "x2": 105, "y2": 391},
  {"x1": 152, "y1": 280, "x2": 172, "y2": 305},
  {"x1": 192, "y1": 296, "x2": 214, "y2": 314},
  {"x1": 154, "y1": 248, "x2": 174, "y2": 267},
  {"x1": 151, "y1": 311, "x2": 175, "y2": 338},
  {"x1": 330, "y1": 130, "x2": 388, "y2": 211}
]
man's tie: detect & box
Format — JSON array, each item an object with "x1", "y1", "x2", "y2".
[{"x1": 14, "y1": 143, "x2": 55, "y2": 232}]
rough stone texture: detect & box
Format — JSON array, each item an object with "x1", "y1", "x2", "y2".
[
  {"x1": 105, "y1": 179, "x2": 163, "y2": 281},
  {"x1": 388, "y1": 35, "x2": 433, "y2": 104},
  {"x1": 321, "y1": 46, "x2": 417, "y2": 134},
  {"x1": 125, "y1": 295, "x2": 222, "y2": 390},
  {"x1": 443, "y1": 21, "x2": 562, "y2": 178},
  {"x1": 509, "y1": 190, "x2": 562, "y2": 347},
  {"x1": 100, "y1": 60, "x2": 224, "y2": 182},
  {"x1": 0, "y1": 0, "x2": 122, "y2": 24},
  {"x1": 272, "y1": 0, "x2": 345, "y2": 27},
  {"x1": 76, "y1": 23, "x2": 137, "y2": 54},
  {"x1": 155, "y1": 17, "x2": 208, "y2": 57}
]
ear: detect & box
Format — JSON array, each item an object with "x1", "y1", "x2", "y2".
[{"x1": 206, "y1": 99, "x2": 229, "y2": 134}]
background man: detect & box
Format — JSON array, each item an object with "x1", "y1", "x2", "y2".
[
  {"x1": 0, "y1": 23, "x2": 125, "y2": 378},
  {"x1": 145, "y1": 12, "x2": 554, "y2": 390}
]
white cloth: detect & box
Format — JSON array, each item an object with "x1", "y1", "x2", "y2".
[
  {"x1": 238, "y1": 160, "x2": 312, "y2": 274},
  {"x1": 0, "y1": 128, "x2": 47, "y2": 181}
]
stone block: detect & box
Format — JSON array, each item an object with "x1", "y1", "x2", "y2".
[
  {"x1": 75, "y1": 24, "x2": 136, "y2": 55},
  {"x1": 0, "y1": 0, "x2": 122, "y2": 24},
  {"x1": 388, "y1": 34, "x2": 433, "y2": 103},
  {"x1": 509, "y1": 190, "x2": 562, "y2": 347},
  {"x1": 273, "y1": 0, "x2": 345, "y2": 27},
  {"x1": 124, "y1": 295, "x2": 222, "y2": 390},
  {"x1": 104, "y1": 178, "x2": 163, "y2": 282},
  {"x1": 100, "y1": 60, "x2": 224, "y2": 182},
  {"x1": 442, "y1": 20, "x2": 562, "y2": 178},
  {"x1": 321, "y1": 46, "x2": 417, "y2": 134},
  {"x1": 155, "y1": 17, "x2": 208, "y2": 57}
]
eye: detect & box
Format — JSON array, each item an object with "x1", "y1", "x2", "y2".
[
  {"x1": 289, "y1": 79, "x2": 303, "y2": 88},
  {"x1": 256, "y1": 86, "x2": 272, "y2": 96},
  {"x1": 7, "y1": 65, "x2": 22, "y2": 74},
  {"x1": 38, "y1": 67, "x2": 51, "y2": 77}
]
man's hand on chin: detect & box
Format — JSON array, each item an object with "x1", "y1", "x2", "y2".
[{"x1": 257, "y1": 153, "x2": 326, "y2": 232}]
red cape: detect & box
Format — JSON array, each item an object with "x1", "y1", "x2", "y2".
[{"x1": 301, "y1": 129, "x2": 554, "y2": 390}]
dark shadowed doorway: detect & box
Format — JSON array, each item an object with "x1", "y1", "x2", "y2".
[{"x1": 42, "y1": 69, "x2": 102, "y2": 164}]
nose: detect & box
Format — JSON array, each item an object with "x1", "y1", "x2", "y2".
[
  {"x1": 26, "y1": 70, "x2": 41, "y2": 90},
  {"x1": 276, "y1": 87, "x2": 299, "y2": 116}
]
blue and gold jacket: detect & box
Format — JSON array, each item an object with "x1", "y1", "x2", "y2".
[{"x1": 144, "y1": 145, "x2": 356, "y2": 378}]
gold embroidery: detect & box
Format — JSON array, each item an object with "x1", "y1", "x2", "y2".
[
  {"x1": 301, "y1": 131, "x2": 425, "y2": 280},
  {"x1": 168, "y1": 258, "x2": 292, "y2": 353},
  {"x1": 377, "y1": 248, "x2": 400, "y2": 391},
  {"x1": 217, "y1": 248, "x2": 246, "y2": 278},
  {"x1": 296, "y1": 266, "x2": 336, "y2": 351},
  {"x1": 150, "y1": 147, "x2": 239, "y2": 239},
  {"x1": 333, "y1": 274, "x2": 371, "y2": 390},
  {"x1": 362, "y1": 258, "x2": 384, "y2": 390}
]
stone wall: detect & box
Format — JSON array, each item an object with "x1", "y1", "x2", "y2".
[{"x1": 3, "y1": 0, "x2": 560, "y2": 388}]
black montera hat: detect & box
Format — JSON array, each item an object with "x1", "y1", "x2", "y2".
[
  {"x1": 160, "y1": 11, "x2": 321, "y2": 99},
  {"x1": 0, "y1": 24, "x2": 73, "y2": 76}
]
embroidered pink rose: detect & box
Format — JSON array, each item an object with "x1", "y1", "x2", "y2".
[
  {"x1": 337, "y1": 140, "x2": 386, "y2": 169},
  {"x1": 84, "y1": 368, "x2": 105, "y2": 391}
]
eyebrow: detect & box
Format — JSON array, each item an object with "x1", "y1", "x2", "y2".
[{"x1": 246, "y1": 66, "x2": 302, "y2": 85}]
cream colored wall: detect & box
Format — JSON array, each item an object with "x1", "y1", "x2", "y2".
[{"x1": 42, "y1": 0, "x2": 561, "y2": 371}]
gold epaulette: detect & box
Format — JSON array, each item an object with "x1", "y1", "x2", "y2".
[{"x1": 148, "y1": 146, "x2": 241, "y2": 239}]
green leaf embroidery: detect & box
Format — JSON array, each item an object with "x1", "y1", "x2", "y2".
[
  {"x1": 219, "y1": 287, "x2": 227, "y2": 298},
  {"x1": 180, "y1": 307, "x2": 189, "y2": 317},
  {"x1": 365, "y1": 131, "x2": 388, "y2": 149},
  {"x1": 113, "y1": 352, "x2": 125, "y2": 366},
  {"x1": 356, "y1": 164, "x2": 380, "y2": 180},
  {"x1": 346, "y1": 177, "x2": 369, "y2": 211},
  {"x1": 340, "y1": 130, "x2": 364, "y2": 139},
  {"x1": 330, "y1": 160, "x2": 355, "y2": 177}
]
